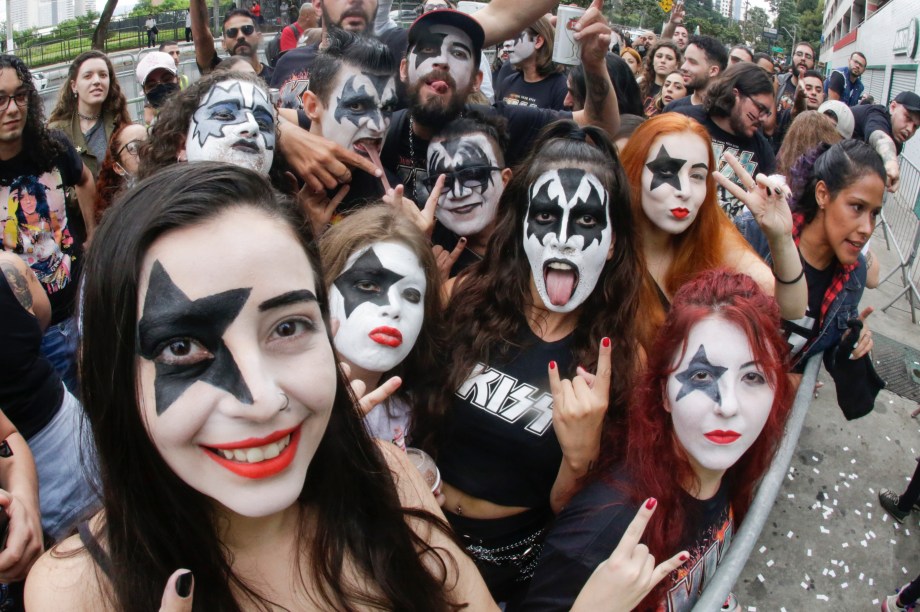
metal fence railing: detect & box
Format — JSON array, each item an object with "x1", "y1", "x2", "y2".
[
  {"x1": 692, "y1": 354, "x2": 822, "y2": 611},
  {"x1": 878, "y1": 156, "x2": 920, "y2": 323}
]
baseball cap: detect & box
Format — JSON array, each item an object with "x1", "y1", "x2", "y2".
[
  {"x1": 894, "y1": 91, "x2": 920, "y2": 115},
  {"x1": 407, "y1": 8, "x2": 485, "y2": 56},
  {"x1": 136, "y1": 51, "x2": 178, "y2": 86},
  {"x1": 818, "y1": 100, "x2": 855, "y2": 139}
]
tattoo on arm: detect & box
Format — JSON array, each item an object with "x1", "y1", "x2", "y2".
[
  {"x1": 868, "y1": 130, "x2": 898, "y2": 164},
  {"x1": 585, "y1": 74, "x2": 610, "y2": 122},
  {"x1": 0, "y1": 262, "x2": 33, "y2": 312}
]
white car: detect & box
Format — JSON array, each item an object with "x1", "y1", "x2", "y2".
[{"x1": 32, "y1": 72, "x2": 48, "y2": 91}]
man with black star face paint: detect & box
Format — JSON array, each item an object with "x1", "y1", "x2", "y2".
[{"x1": 381, "y1": 1, "x2": 620, "y2": 206}]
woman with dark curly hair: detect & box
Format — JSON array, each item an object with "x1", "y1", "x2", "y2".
[
  {"x1": 431, "y1": 120, "x2": 644, "y2": 605},
  {"x1": 638, "y1": 40, "x2": 681, "y2": 112},
  {"x1": 524, "y1": 268, "x2": 795, "y2": 611},
  {"x1": 138, "y1": 70, "x2": 277, "y2": 179},
  {"x1": 48, "y1": 51, "x2": 131, "y2": 179}
]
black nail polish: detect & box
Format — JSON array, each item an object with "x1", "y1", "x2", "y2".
[{"x1": 176, "y1": 571, "x2": 194, "y2": 598}]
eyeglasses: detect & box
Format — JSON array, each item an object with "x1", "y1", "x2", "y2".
[
  {"x1": 422, "y1": 166, "x2": 500, "y2": 193},
  {"x1": 118, "y1": 139, "x2": 144, "y2": 157},
  {"x1": 225, "y1": 24, "x2": 256, "y2": 38},
  {"x1": 0, "y1": 92, "x2": 28, "y2": 111},
  {"x1": 741, "y1": 93, "x2": 772, "y2": 119}
]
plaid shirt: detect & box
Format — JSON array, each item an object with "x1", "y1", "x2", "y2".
[{"x1": 791, "y1": 212, "x2": 858, "y2": 328}]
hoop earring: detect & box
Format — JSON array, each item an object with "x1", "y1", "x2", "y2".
[{"x1": 279, "y1": 392, "x2": 290, "y2": 412}]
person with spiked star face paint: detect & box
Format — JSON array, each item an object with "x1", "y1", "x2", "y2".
[
  {"x1": 382, "y1": 1, "x2": 620, "y2": 207},
  {"x1": 429, "y1": 121, "x2": 642, "y2": 605}
]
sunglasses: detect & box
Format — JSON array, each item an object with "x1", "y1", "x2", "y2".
[
  {"x1": 118, "y1": 139, "x2": 144, "y2": 157},
  {"x1": 422, "y1": 166, "x2": 500, "y2": 193},
  {"x1": 225, "y1": 24, "x2": 255, "y2": 38}
]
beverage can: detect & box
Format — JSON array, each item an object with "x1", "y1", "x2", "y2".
[{"x1": 553, "y1": 5, "x2": 587, "y2": 66}]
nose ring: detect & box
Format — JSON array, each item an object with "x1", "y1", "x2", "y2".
[{"x1": 279, "y1": 392, "x2": 290, "y2": 412}]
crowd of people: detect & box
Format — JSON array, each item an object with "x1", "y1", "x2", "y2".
[{"x1": 0, "y1": 0, "x2": 917, "y2": 609}]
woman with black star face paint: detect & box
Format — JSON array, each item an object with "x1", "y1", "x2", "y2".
[
  {"x1": 24, "y1": 162, "x2": 499, "y2": 611},
  {"x1": 619, "y1": 114, "x2": 806, "y2": 351},
  {"x1": 319, "y1": 205, "x2": 446, "y2": 453},
  {"x1": 425, "y1": 120, "x2": 644, "y2": 605},
  {"x1": 524, "y1": 269, "x2": 795, "y2": 611}
]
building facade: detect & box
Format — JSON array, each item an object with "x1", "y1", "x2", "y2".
[{"x1": 9, "y1": 0, "x2": 96, "y2": 30}]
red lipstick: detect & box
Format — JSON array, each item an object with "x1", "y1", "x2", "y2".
[
  {"x1": 704, "y1": 430, "x2": 741, "y2": 444},
  {"x1": 369, "y1": 326, "x2": 403, "y2": 347},
  {"x1": 204, "y1": 426, "x2": 301, "y2": 479},
  {"x1": 671, "y1": 207, "x2": 690, "y2": 219}
]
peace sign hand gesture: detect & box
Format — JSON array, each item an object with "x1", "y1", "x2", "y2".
[
  {"x1": 713, "y1": 152, "x2": 792, "y2": 243},
  {"x1": 571, "y1": 499, "x2": 689, "y2": 612}
]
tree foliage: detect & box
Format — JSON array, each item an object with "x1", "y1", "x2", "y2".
[{"x1": 129, "y1": 0, "x2": 191, "y2": 17}]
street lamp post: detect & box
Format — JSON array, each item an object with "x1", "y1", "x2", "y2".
[{"x1": 781, "y1": 24, "x2": 798, "y2": 55}]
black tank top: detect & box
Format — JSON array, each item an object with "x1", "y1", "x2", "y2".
[
  {"x1": 0, "y1": 271, "x2": 62, "y2": 439},
  {"x1": 438, "y1": 324, "x2": 575, "y2": 509}
]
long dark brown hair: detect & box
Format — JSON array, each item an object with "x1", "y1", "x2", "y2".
[
  {"x1": 441, "y1": 120, "x2": 643, "y2": 442},
  {"x1": 78, "y1": 162, "x2": 463, "y2": 611},
  {"x1": 49, "y1": 51, "x2": 131, "y2": 128}
]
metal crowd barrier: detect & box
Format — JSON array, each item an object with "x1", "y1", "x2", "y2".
[
  {"x1": 878, "y1": 156, "x2": 920, "y2": 323},
  {"x1": 692, "y1": 353, "x2": 822, "y2": 611}
]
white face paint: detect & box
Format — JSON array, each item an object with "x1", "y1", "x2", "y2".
[
  {"x1": 522, "y1": 169, "x2": 612, "y2": 313},
  {"x1": 509, "y1": 30, "x2": 536, "y2": 65},
  {"x1": 407, "y1": 24, "x2": 477, "y2": 97},
  {"x1": 666, "y1": 316, "x2": 775, "y2": 474},
  {"x1": 427, "y1": 133, "x2": 503, "y2": 238},
  {"x1": 329, "y1": 241, "x2": 426, "y2": 373},
  {"x1": 640, "y1": 132, "x2": 709, "y2": 235},
  {"x1": 185, "y1": 79, "x2": 276, "y2": 175},
  {"x1": 136, "y1": 210, "x2": 336, "y2": 518},
  {"x1": 320, "y1": 64, "x2": 397, "y2": 157}
]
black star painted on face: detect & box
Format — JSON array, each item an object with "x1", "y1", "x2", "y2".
[
  {"x1": 137, "y1": 261, "x2": 253, "y2": 415},
  {"x1": 645, "y1": 144, "x2": 687, "y2": 192},
  {"x1": 674, "y1": 345, "x2": 728, "y2": 404},
  {"x1": 333, "y1": 248, "x2": 405, "y2": 318},
  {"x1": 412, "y1": 31, "x2": 448, "y2": 71}
]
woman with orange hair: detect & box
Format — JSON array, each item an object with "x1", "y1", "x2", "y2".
[{"x1": 619, "y1": 113, "x2": 806, "y2": 349}]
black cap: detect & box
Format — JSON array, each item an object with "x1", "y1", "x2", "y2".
[
  {"x1": 894, "y1": 91, "x2": 920, "y2": 114},
  {"x1": 407, "y1": 8, "x2": 485, "y2": 55}
]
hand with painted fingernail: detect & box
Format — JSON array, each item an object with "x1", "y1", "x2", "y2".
[
  {"x1": 849, "y1": 307, "x2": 874, "y2": 360},
  {"x1": 384, "y1": 176, "x2": 442, "y2": 238},
  {"x1": 549, "y1": 337, "x2": 612, "y2": 474},
  {"x1": 572, "y1": 498, "x2": 689, "y2": 612},
  {"x1": 159, "y1": 569, "x2": 194, "y2": 612}
]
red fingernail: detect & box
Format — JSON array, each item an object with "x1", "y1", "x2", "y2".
[
  {"x1": 645, "y1": 498, "x2": 657, "y2": 510},
  {"x1": 602, "y1": 337, "x2": 610, "y2": 348},
  {"x1": 549, "y1": 361, "x2": 557, "y2": 370},
  {"x1": 679, "y1": 553, "x2": 689, "y2": 561}
]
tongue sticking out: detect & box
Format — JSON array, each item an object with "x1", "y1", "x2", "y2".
[
  {"x1": 363, "y1": 144, "x2": 392, "y2": 192},
  {"x1": 545, "y1": 268, "x2": 577, "y2": 306},
  {"x1": 429, "y1": 80, "x2": 449, "y2": 94}
]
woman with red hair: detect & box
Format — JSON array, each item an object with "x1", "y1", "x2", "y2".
[
  {"x1": 620, "y1": 113, "x2": 806, "y2": 350},
  {"x1": 522, "y1": 268, "x2": 795, "y2": 611}
]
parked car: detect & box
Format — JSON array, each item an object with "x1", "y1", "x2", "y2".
[
  {"x1": 388, "y1": 8, "x2": 419, "y2": 23},
  {"x1": 32, "y1": 72, "x2": 48, "y2": 91}
]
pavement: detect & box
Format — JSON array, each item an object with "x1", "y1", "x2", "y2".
[{"x1": 734, "y1": 230, "x2": 920, "y2": 611}]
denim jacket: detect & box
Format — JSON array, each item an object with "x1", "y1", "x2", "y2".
[{"x1": 734, "y1": 210, "x2": 867, "y2": 368}]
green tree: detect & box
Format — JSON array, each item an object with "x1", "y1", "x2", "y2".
[
  {"x1": 774, "y1": 0, "x2": 799, "y2": 52},
  {"x1": 741, "y1": 5, "x2": 770, "y2": 49},
  {"x1": 798, "y1": 0, "x2": 823, "y2": 60}
]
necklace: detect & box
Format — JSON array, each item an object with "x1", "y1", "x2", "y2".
[
  {"x1": 77, "y1": 111, "x2": 100, "y2": 122},
  {"x1": 408, "y1": 115, "x2": 418, "y2": 202}
]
